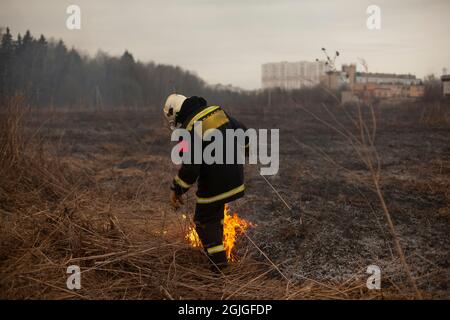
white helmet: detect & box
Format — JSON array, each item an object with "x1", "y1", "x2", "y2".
[{"x1": 163, "y1": 93, "x2": 187, "y2": 130}]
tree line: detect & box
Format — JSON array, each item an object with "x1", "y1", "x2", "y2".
[{"x1": 0, "y1": 27, "x2": 336, "y2": 110}]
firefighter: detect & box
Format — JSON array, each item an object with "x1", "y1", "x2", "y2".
[{"x1": 163, "y1": 93, "x2": 248, "y2": 271}]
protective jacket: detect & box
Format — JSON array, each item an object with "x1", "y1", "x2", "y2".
[{"x1": 171, "y1": 96, "x2": 248, "y2": 206}]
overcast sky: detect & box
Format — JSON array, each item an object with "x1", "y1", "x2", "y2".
[{"x1": 1, "y1": 0, "x2": 449, "y2": 89}]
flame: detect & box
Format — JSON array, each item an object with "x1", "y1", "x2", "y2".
[
  {"x1": 222, "y1": 205, "x2": 251, "y2": 260},
  {"x1": 185, "y1": 225, "x2": 202, "y2": 247},
  {"x1": 185, "y1": 204, "x2": 252, "y2": 261}
]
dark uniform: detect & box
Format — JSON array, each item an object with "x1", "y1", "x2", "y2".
[{"x1": 170, "y1": 96, "x2": 248, "y2": 268}]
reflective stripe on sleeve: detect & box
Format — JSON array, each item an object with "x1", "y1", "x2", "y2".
[
  {"x1": 174, "y1": 175, "x2": 192, "y2": 189},
  {"x1": 196, "y1": 184, "x2": 245, "y2": 204}
]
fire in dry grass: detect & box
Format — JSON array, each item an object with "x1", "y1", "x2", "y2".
[
  {"x1": 185, "y1": 225, "x2": 202, "y2": 248},
  {"x1": 185, "y1": 204, "x2": 252, "y2": 260}
]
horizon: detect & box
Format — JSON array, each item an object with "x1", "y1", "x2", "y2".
[{"x1": 1, "y1": 0, "x2": 449, "y2": 90}]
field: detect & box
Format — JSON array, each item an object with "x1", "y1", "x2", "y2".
[{"x1": 0, "y1": 98, "x2": 449, "y2": 299}]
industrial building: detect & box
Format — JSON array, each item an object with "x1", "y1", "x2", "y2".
[
  {"x1": 320, "y1": 64, "x2": 425, "y2": 102},
  {"x1": 261, "y1": 61, "x2": 327, "y2": 89}
]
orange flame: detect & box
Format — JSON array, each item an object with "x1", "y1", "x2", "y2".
[
  {"x1": 185, "y1": 225, "x2": 202, "y2": 248},
  {"x1": 185, "y1": 204, "x2": 252, "y2": 261}
]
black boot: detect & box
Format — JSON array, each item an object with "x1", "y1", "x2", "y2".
[{"x1": 208, "y1": 248, "x2": 228, "y2": 273}]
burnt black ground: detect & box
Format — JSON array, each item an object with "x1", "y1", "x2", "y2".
[{"x1": 26, "y1": 101, "x2": 450, "y2": 297}]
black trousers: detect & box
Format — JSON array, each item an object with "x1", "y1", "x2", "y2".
[{"x1": 194, "y1": 202, "x2": 228, "y2": 268}]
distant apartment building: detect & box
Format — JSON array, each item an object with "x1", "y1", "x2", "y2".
[
  {"x1": 261, "y1": 61, "x2": 327, "y2": 89},
  {"x1": 320, "y1": 64, "x2": 425, "y2": 102}
]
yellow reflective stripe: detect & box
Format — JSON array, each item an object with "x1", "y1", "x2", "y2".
[
  {"x1": 197, "y1": 184, "x2": 245, "y2": 204},
  {"x1": 207, "y1": 244, "x2": 225, "y2": 254},
  {"x1": 202, "y1": 110, "x2": 229, "y2": 135},
  {"x1": 186, "y1": 106, "x2": 220, "y2": 131},
  {"x1": 174, "y1": 175, "x2": 192, "y2": 189}
]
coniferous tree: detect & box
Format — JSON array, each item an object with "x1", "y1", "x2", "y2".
[{"x1": 0, "y1": 27, "x2": 266, "y2": 109}]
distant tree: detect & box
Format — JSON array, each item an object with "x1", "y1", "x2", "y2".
[
  {"x1": 22, "y1": 30, "x2": 33, "y2": 48},
  {"x1": 0, "y1": 27, "x2": 335, "y2": 110},
  {"x1": 0, "y1": 27, "x2": 14, "y2": 99}
]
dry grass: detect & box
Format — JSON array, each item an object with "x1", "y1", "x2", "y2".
[
  {"x1": 0, "y1": 97, "x2": 417, "y2": 300},
  {"x1": 419, "y1": 101, "x2": 450, "y2": 126},
  {"x1": 291, "y1": 83, "x2": 425, "y2": 299},
  {"x1": 296, "y1": 97, "x2": 423, "y2": 299}
]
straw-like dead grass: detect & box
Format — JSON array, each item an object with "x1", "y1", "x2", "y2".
[{"x1": 0, "y1": 97, "x2": 413, "y2": 300}]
